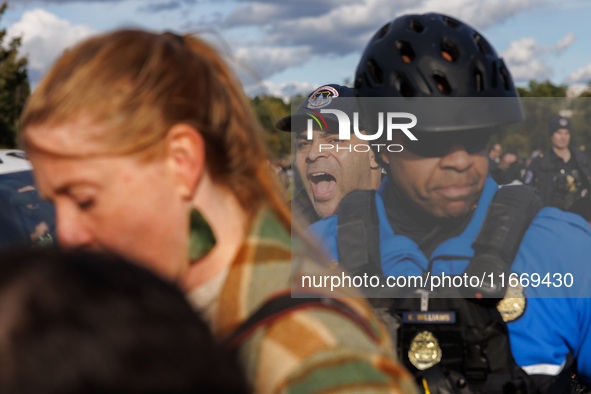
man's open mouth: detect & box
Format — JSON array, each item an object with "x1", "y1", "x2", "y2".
[{"x1": 309, "y1": 171, "x2": 337, "y2": 200}]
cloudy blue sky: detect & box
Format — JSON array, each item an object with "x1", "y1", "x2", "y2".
[{"x1": 4, "y1": 0, "x2": 591, "y2": 98}]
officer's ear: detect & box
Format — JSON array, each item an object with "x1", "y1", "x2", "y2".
[
  {"x1": 369, "y1": 146, "x2": 380, "y2": 169},
  {"x1": 359, "y1": 129, "x2": 381, "y2": 170}
]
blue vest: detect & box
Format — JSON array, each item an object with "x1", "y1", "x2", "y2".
[{"x1": 309, "y1": 176, "x2": 591, "y2": 382}]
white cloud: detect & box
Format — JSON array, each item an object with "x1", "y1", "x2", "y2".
[
  {"x1": 402, "y1": 0, "x2": 537, "y2": 29},
  {"x1": 566, "y1": 83, "x2": 589, "y2": 97},
  {"x1": 209, "y1": 0, "x2": 543, "y2": 85},
  {"x1": 234, "y1": 46, "x2": 313, "y2": 80},
  {"x1": 260, "y1": 0, "x2": 421, "y2": 56},
  {"x1": 219, "y1": 0, "x2": 540, "y2": 57},
  {"x1": 221, "y1": 0, "x2": 544, "y2": 96},
  {"x1": 6, "y1": 9, "x2": 96, "y2": 84},
  {"x1": 564, "y1": 63, "x2": 591, "y2": 84},
  {"x1": 501, "y1": 33, "x2": 576, "y2": 81}
]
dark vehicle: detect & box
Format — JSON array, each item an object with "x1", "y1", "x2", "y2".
[{"x1": 0, "y1": 150, "x2": 55, "y2": 252}]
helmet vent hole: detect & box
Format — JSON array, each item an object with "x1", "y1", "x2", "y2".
[
  {"x1": 354, "y1": 77, "x2": 362, "y2": 96},
  {"x1": 376, "y1": 23, "x2": 390, "y2": 39},
  {"x1": 433, "y1": 73, "x2": 451, "y2": 94},
  {"x1": 491, "y1": 60, "x2": 498, "y2": 87},
  {"x1": 440, "y1": 38, "x2": 459, "y2": 62},
  {"x1": 408, "y1": 19, "x2": 424, "y2": 33},
  {"x1": 396, "y1": 78, "x2": 414, "y2": 97},
  {"x1": 473, "y1": 34, "x2": 488, "y2": 55},
  {"x1": 473, "y1": 68, "x2": 484, "y2": 92},
  {"x1": 443, "y1": 16, "x2": 461, "y2": 29},
  {"x1": 396, "y1": 41, "x2": 416, "y2": 63},
  {"x1": 499, "y1": 66, "x2": 510, "y2": 90},
  {"x1": 366, "y1": 59, "x2": 384, "y2": 85}
]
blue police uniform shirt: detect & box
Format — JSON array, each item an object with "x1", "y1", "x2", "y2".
[{"x1": 309, "y1": 176, "x2": 591, "y2": 381}]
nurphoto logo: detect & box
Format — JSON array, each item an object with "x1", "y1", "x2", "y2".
[{"x1": 305, "y1": 109, "x2": 418, "y2": 153}]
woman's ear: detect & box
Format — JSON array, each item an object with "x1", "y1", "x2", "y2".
[{"x1": 164, "y1": 124, "x2": 205, "y2": 200}]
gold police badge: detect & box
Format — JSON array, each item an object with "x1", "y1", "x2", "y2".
[
  {"x1": 497, "y1": 283, "x2": 526, "y2": 322},
  {"x1": 567, "y1": 175, "x2": 576, "y2": 192},
  {"x1": 408, "y1": 331, "x2": 442, "y2": 370}
]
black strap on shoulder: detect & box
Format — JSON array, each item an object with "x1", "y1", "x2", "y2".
[
  {"x1": 574, "y1": 149, "x2": 591, "y2": 181},
  {"x1": 224, "y1": 291, "x2": 378, "y2": 350},
  {"x1": 336, "y1": 190, "x2": 382, "y2": 277},
  {"x1": 461, "y1": 184, "x2": 543, "y2": 300},
  {"x1": 529, "y1": 354, "x2": 575, "y2": 394}
]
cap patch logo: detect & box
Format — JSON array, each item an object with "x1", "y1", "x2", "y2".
[
  {"x1": 308, "y1": 86, "x2": 339, "y2": 109},
  {"x1": 303, "y1": 108, "x2": 329, "y2": 132},
  {"x1": 559, "y1": 118, "x2": 568, "y2": 127}
]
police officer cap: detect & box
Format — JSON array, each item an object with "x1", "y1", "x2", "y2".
[
  {"x1": 549, "y1": 116, "x2": 572, "y2": 136},
  {"x1": 275, "y1": 84, "x2": 362, "y2": 133},
  {"x1": 501, "y1": 147, "x2": 517, "y2": 157}
]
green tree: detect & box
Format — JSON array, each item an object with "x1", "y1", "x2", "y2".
[
  {"x1": 250, "y1": 95, "x2": 291, "y2": 158},
  {"x1": 0, "y1": 2, "x2": 30, "y2": 148},
  {"x1": 516, "y1": 80, "x2": 567, "y2": 98},
  {"x1": 494, "y1": 80, "x2": 569, "y2": 158},
  {"x1": 577, "y1": 81, "x2": 591, "y2": 98},
  {"x1": 568, "y1": 85, "x2": 591, "y2": 151}
]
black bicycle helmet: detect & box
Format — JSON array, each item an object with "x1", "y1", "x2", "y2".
[{"x1": 354, "y1": 13, "x2": 523, "y2": 132}]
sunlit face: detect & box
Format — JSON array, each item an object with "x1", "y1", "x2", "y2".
[
  {"x1": 295, "y1": 128, "x2": 379, "y2": 218},
  {"x1": 25, "y1": 121, "x2": 190, "y2": 281},
  {"x1": 382, "y1": 133, "x2": 489, "y2": 219},
  {"x1": 489, "y1": 143, "x2": 502, "y2": 159},
  {"x1": 550, "y1": 128, "x2": 571, "y2": 150},
  {"x1": 500, "y1": 153, "x2": 517, "y2": 166}
]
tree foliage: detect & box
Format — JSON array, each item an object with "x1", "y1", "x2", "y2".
[
  {"x1": 493, "y1": 80, "x2": 591, "y2": 158},
  {"x1": 250, "y1": 95, "x2": 292, "y2": 158},
  {"x1": 569, "y1": 93, "x2": 591, "y2": 152},
  {"x1": 516, "y1": 80, "x2": 568, "y2": 98},
  {"x1": 0, "y1": 2, "x2": 30, "y2": 149}
]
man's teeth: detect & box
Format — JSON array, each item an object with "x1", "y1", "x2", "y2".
[{"x1": 311, "y1": 172, "x2": 327, "y2": 177}]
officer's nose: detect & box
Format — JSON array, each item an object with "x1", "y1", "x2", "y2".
[
  {"x1": 307, "y1": 138, "x2": 329, "y2": 162},
  {"x1": 439, "y1": 143, "x2": 473, "y2": 172},
  {"x1": 55, "y1": 202, "x2": 95, "y2": 250}
]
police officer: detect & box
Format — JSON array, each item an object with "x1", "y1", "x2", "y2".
[
  {"x1": 490, "y1": 147, "x2": 525, "y2": 185},
  {"x1": 310, "y1": 13, "x2": 591, "y2": 394},
  {"x1": 276, "y1": 84, "x2": 382, "y2": 224},
  {"x1": 526, "y1": 116, "x2": 591, "y2": 209},
  {"x1": 488, "y1": 143, "x2": 502, "y2": 178}
]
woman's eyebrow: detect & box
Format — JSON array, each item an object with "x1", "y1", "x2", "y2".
[{"x1": 54, "y1": 182, "x2": 98, "y2": 196}]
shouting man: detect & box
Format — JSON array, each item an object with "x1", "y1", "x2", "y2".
[{"x1": 275, "y1": 84, "x2": 382, "y2": 224}]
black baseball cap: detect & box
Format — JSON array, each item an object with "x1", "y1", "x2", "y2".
[
  {"x1": 549, "y1": 116, "x2": 572, "y2": 136},
  {"x1": 274, "y1": 84, "x2": 362, "y2": 133}
]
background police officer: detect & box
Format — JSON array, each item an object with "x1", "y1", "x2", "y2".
[
  {"x1": 490, "y1": 147, "x2": 525, "y2": 185},
  {"x1": 526, "y1": 116, "x2": 591, "y2": 209}
]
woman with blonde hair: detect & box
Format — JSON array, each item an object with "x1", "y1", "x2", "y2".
[{"x1": 19, "y1": 30, "x2": 417, "y2": 394}]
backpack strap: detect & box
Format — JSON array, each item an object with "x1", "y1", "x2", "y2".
[
  {"x1": 461, "y1": 184, "x2": 543, "y2": 300},
  {"x1": 336, "y1": 190, "x2": 382, "y2": 277},
  {"x1": 224, "y1": 290, "x2": 379, "y2": 350}
]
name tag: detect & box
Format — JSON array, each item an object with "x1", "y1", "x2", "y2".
[{"x1": 403, "y1": 311, "x2": 456, "y2": 324}]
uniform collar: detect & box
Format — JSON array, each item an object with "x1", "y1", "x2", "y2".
[
  {"x1": 376, "y1": 176, "x2": 498, "y2": 265},
  {"x1": 429, "y1": 176, "x2": 498, "y2": 259}
]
